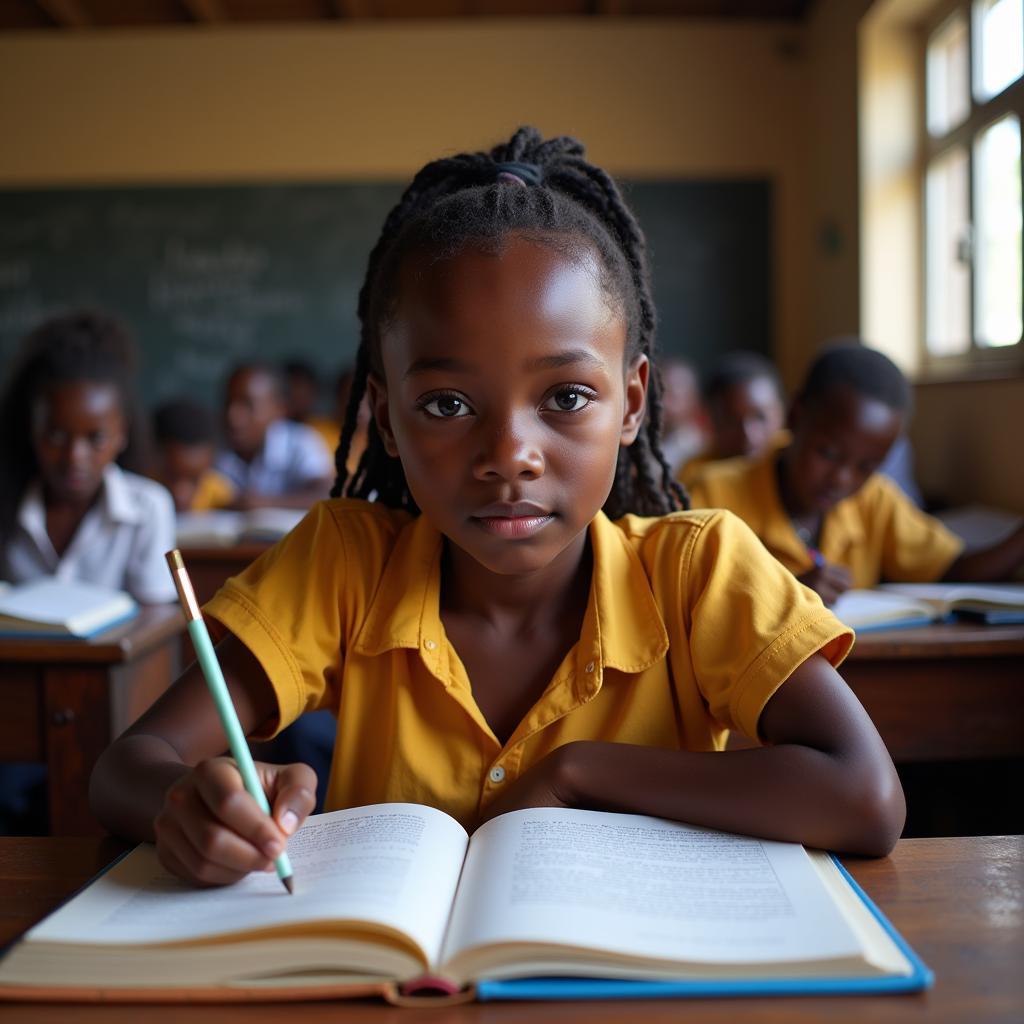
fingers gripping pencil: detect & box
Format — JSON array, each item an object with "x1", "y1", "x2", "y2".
[{"x1": 165, "y1": 549, "x2": 295, "y2": 894}]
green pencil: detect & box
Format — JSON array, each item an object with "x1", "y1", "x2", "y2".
[{"x1": 166, "y1": 549, "x2": 294, "y2": 894}]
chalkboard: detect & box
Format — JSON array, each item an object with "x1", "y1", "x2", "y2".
[{"x1": 0, "y1": 181, "x2": 770, "y2": 409}]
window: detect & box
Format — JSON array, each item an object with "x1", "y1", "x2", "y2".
[{"x1": 923, "y1": 0, "x2": 1024, "y2": 370}]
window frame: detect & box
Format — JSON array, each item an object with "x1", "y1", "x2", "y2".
[{"x1": 919, "y1": 0, "x2": 1024, "y2": 379}]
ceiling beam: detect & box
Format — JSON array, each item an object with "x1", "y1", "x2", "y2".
[
  {"x1": 592, "y1": 0, "x2": 628, "y2": 14},
  {"x1": 329, "y1": 0, "x2": 371, "y2": 18},
  {"x1": 34, "y1": 0, "x2": 91, "y2": 28},
  {"x1": 180, "y1": 0, "x2": 227, "y2": 23}
]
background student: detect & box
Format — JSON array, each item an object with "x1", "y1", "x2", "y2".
[
  {"x1": 655, "y1": 356, "x2": 707, "y2": 477},
  {"x1": 0, "y1": 309, "x2": 176, "y2": 604},
  {"x1": 92, "y1": 127, "x2": 904, "y2": 889},
  {"x1": 152, "y1": 397, "x2": 235, "y2": 513},
  {"x1": 216, "y1": 362, "x2": 333, "y2": 509},
  {"x1": 0, "y1": 309, "x2": 176, "y2": 834},
  {"x1": 679, "y1": 350, "x2": 786, "y2": 484},
  {"x1": 688, "y1": 344, "x2": 1024, "y2": 604}
]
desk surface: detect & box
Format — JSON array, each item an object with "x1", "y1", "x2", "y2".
[
  {"x1": 849, "y1": 620, "x2": 1024, "y2": 659},
  {"x1": 0, "y1": 605, "x2": 184, "y2": 664},
  {"x1": 0, "y1": 835, "x2": 1020, "y2": 1023}
]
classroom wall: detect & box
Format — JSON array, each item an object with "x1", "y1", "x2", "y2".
[
  {"x1": 0, "y1": 19, "x2": 810, "y2": 380},
  {"x1": 803, "y1": 0, "x2": 874, "y2": 361},
  {"x1": 1, "y1": 10, "x2": 1019, "y2": 511},
  {"x1": 859, "y1": 0, "x2": 1024, "y2": 513}
]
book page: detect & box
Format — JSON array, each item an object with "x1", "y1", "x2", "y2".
[
  {"x1": 29, "y1": 803, "x2": 468, "y2": 968},
  {"x1": 442, "y1": 808, "x2": 862, "y2": 969},
  {"x1": 878, "y1": 582, "x2": 1024, "y2": 609},
  {"x1": 830, "y1": 589, "x2": 933, "y2": 629}
]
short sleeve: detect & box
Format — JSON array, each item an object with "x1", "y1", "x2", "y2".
[
  {"x1": 684, "y1": 511, "x2": 853, "y2": 741},
  {"x1": 124, "y1": 479, "x2": 178, "y2": 604},
  {"x1": 202, "y1": 500, "x2": 401, "y2": 739},
  {"x1": 872, "y1": 477, "x2": 964, "y2": 582}
]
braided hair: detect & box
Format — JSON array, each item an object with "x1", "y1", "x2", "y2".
[
  {"x1": 0, "y1": 308, "x2": 147, "y2": 548},
  {"x1": 331, "y1": 126, "x2": 688, "y2": 519}
]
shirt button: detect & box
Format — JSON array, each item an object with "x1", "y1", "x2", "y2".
[
  {"x1": 488, "y1": 765, "x2": 506, "y2": 784},
  {"x1": 585, "y1": 661, "x2": 595, "y2": 673},
  {"x1": 424, "y1": 639, "x2": 437, "y2": 651}
]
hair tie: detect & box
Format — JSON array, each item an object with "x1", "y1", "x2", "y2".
[{"x1": 493, "y1": 161, "x2": 543, "y2": 187}]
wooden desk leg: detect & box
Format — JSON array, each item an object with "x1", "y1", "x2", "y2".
[{"x1": 43, "y1": 667, "x2": 111, "y2": 837}]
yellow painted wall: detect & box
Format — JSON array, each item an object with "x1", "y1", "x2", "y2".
[
  {"x1": 0, "y1": 19, "x2": 810, "y2": 377},
  {"x1": 1, "y1": 12, "x2": 1019, "y2": 509},
  {"x1": 860, "y1": 0, "x2": 1024, "y2": 513}
]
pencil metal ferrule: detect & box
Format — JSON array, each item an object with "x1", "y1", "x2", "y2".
[{"x1": 165, "y1": 549, "x2": 203, "y2": 622}]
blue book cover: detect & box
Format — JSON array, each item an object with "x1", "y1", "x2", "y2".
[{"x1": 477, "y1": 855, "x2": 933, "y2": 1001}]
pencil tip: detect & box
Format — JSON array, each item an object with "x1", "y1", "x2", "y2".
[{"x1": 282, "y1": 876, "x2": 294, "y2": 895}]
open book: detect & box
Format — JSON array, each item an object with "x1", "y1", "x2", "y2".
[
  {"x1": 832, "y1": 583, "x2": 1024, "y2": 631},
  {"x1": 0, "y1": 579, "x2": 138, "y2": 639},
  {"x1": 175, "y1": 508, "x2": 306, "y2": 547},
  {"x1": 0, "y1": 805, "x2": 929, "y2": 1003}
]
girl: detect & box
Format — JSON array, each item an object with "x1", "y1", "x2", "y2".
[
  {"x1": 0, "y1": 310, "x2": 176, "y2": 834},
  {"x1": 0, "y1": 309, "x2": 176, "y2": 604},
  {"x1": 91, "y1": 129, "x2": 904, "y2": 886}
]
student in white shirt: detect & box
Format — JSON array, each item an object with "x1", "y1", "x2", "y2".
[
  {"x1": 215, "y1": 363, "x2": 333, "y2": 508},
  {"x1": 0, "y1": 309, "x2": 176, "y2": 832}
]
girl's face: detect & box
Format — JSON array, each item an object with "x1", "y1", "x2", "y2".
[
  {"x1": 31, "y1": 381, "x2": 126, "y2": 504},
  {"x1": 370, "y1": 234, "x2": 647, "y2": 578}
]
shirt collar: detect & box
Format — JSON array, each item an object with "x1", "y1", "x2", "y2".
[
  {"x1": 820, "y1": 488, "x2": 867, "y2": 557},
  {"x1": 16, "y1": 480, "x2": 50, "y2": 557},
  {"x1": 759, "y1": 450, "x2": 866, "y2": 566},
  {"x1": 351, "y1": 510, "x2": 669, "y2": 678},
  {"x1": 748, "y1": 451, "x2": 810, "y2": 568},
  {"x1": 17, "y1": 463, "x2": 139, "y2": 534},
  {"x1": 99, "y1": 463, "x2": 143, "y2": 524}
]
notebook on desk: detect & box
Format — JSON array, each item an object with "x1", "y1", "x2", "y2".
[
  {"x1": 0, "y1": 804, "x2": 932, "y2": 1004},
  {"x1": 832, "y1": 583, "x2": 1024, "y2": 631},
  {"x1": 0, "y1": 579, "x2": 138, "y2": 639},
  {"x1": 175, "y1": 508, "x2": 306, "y2": 547}
]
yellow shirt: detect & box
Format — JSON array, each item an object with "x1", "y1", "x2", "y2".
[
  {"x1": 687, "y1": 453, "x2": 964, "y2": 589},
  {"x1": 204, "y1": 500, "x2": 852, "y2": 830},
  {"x1": 191, "y1": 469, "x2": 236, "y2": 512}
]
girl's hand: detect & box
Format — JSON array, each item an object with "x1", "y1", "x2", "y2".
[
  {"x1": 797, "y1": 561, "x2": 852, "y2": 606},
  {"x1": 478, "y1": 745, "x2": 578, "y2": 827},
  {"x1": 153, "y1": 758, "x2": 317, "y2": 887}
]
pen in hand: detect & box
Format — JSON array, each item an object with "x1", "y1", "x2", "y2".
[{"x1": 165, "y1": 549, "x2": 295, "y2": 894}]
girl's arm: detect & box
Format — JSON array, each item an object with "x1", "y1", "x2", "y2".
[
  {"x1": 89, "y1": 633, "x2": 317, "y2": 885},
  {"x1": 943, "y1": 523, "x2": 1024, "y2": 582},
  {"x1": 481, "y1": 653, "x2": 905, "y2": 857}
]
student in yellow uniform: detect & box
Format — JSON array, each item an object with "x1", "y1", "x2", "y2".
[
  {"x1": 679, "y1": 351, "x2": 787, "y2": 485},
  {"x1": 152, "y1": 398, "x2": 236, "y2": 513},
  {"x1": 688, "y1": 344, "x2": 1024, "y2": 604},
  {"x1": 91, "y1": 129, "x2": 905, "y2": 887}
]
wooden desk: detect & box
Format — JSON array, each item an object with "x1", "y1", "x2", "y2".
[
  {"x1": 178, "y1": 544, "x2": 269, "y2": 605},
  {"x1": 843, "y1": 621, "x2": 1024, "y2": 762},
  {"x1": 0, "y1": 835, "x2": 1019, "y2": 1022},
  {"x1": 0, "y1": 606, "x2": 185, "y2": 836}
]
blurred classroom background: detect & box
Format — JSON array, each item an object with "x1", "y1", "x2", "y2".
[{"x1": 0, "y1": 0, "x2": 1020, "y2": 515}]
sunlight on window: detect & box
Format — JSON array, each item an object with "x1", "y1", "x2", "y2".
[
  {"x1": 974, "y1": 0, "x2": 1024, "y2": 101},
  {"x1": 926, "y1": 148, "x2": 972, "y2": 355},
  {"x1": 974, "y1": 115, "x2": 1023, "y2": 346},
  {"x1": 929, "y1": 13, "x2": 971, "y2": 136}
]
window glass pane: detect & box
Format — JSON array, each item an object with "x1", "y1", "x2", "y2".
[
  {"x1": 926, "y1": 148, "x2": 972, "y2": 355},
  {"x1": 974, "y1": 114, "x2": 1022, "y2": 347},
  {"x1": 974, "y1": 0, "x2": 1024, "y2": 101},
  {"x1": 928, "y1": 13, "x2": 970, "y2": 136}
]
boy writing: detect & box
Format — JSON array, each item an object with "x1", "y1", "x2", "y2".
[{"x1": 688, "y1": 344, "x2": 1024, "y2": 604}]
